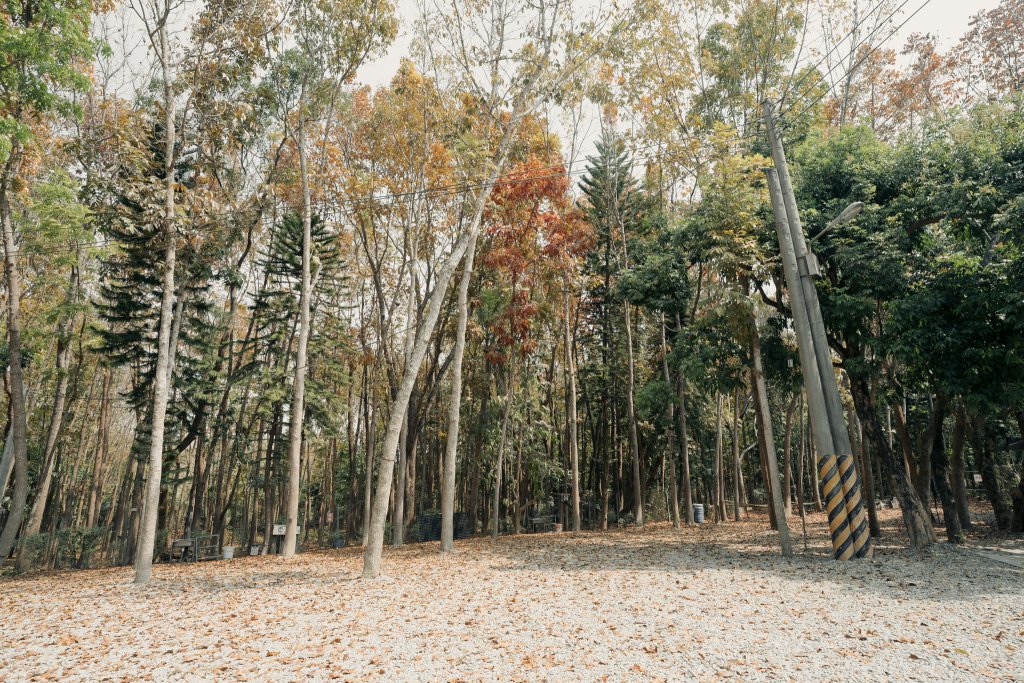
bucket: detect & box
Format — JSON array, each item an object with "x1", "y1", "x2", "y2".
[
  {"x1": 249, "y1": 544, "x2": 262, "y2": 556},
  {"x1": 223, "y1": 546, "x2": 235, "y2": 560},
  {"x1": 692, "y1": 504, "x2": 705, "y2": 524},
  {"x1": 552, "y1": 523, "x2": 563, "y2": 533}
]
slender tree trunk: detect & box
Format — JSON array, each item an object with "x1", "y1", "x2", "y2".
[
  {"x1": 565, "y1": 289, "x2": 581, "y2": 532},
  {"x1": 660, "y1": 319, "x2": 680, "y2": 528},
  {"x1": 362, "y1": 229, "x2": 474, "y2": 578},
  {"x1": 848, "y1": 374, "x2": 935, "y2": 548},
  {"x1": 783, "y1": 394, "x2": 797, "y2": 517},
  {"x1": 796, "y1": 395, "x2": 808, "y2": 547},
  {"x1": 492, "y1": 373, "x2": 514, "y2": 540},
  {"x1": 87, "y1": 369, "x2": 113, "y2": 528},
  {"x1": 749, "y1": 332, "x2": 792, "y2": 556},
  {"x1": 362, "y1": 382, "x2": 374, "y2": 546},
  {"x1": 394, "y1": 415, "x2": 408, "y2": 546},
  {"x1": 23, "y1": 333, "x2": 72, "y2": 538},
  {"x1": 440, "y1": 234, "x2": 478, "y2": 551},
  {"x1": 916, "y1": 397, "x2": 936, "y2": 515},
  {"x1": 714, "y1": 392, "x2": 725, "y2": 522},
  {"x1": 674, "y1": 314, "x2": 693, "y2": 525},
  {"x1": 282, "y1": 113, "x2": 313, "y2": 559},
  {"x1": 622, "y1": 301, "x2": 643, "y2": 526},
  {"x1": 732, "y1": 387, "x2": 742, "y2": 522},
  {"x1": 0, "y1": 150, "x2": 28, "y2": 561},
  {"x1": 928, "y1": 394, "x2": 961, "y2": 542},
  {"x1": 949, "y1": 402, "x2": 971, "y2": 530},
  {"x1": 133, "y1": 23, "x2": 177, "y2": 583},
  {"x1": 0, "y1": 424, "x2": 13, "y2": 509},
  {"x1": 843, "y1": 374, "x2": 880, "y2": 536},
  {"x1": 968, "y1": 415, "x2": 1011, "y2": 530}
]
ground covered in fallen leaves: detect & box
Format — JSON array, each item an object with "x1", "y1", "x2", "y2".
[{"x1": 1, "y1": 509, "x2": 1021, "y2": 682}]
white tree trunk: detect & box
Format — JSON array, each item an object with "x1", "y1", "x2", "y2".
[
  {"x1": 134, "y1": 20, "x2": 177, "y2": 583},
  {"x1": 361, "y1": 225, "x2": 475, "y2": 578},
  {"x1": 491, "y1": 374, "x2": 514, "y2": 540},
  {"x1": 750, "y1": 330, "x2": 792, "y2": 557},
  {"x1": 440, "y1": 233, "x2": 479, "y2": 551},
  {"x1": 659, "y1": 318, "x2": 680, "y2": 528},
  {"x1": 0, "y1": 150, "x2": 28, "y2": 561},
  {"x1": 283, "y1": 113, "x2": 313, "y2": 559},
  {"x1": 623, "y1": 301, "x2": 643, "y2": 526},
  {"x1": 564, "y1": 288, "x2": 581, "y2": 532},
  {"x1": 23, "y1": 334, "x2": 71, "y2": 538},
  {"x1": 714, "y1": 392, "x2": 724, "y2": 522}
]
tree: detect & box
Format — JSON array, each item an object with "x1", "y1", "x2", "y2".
[
  {"x1": 266, "y1": 0, "x2": 396, "y2": 559},
  {"x1": 0, "y1": 0, "x2": 94, "y2": 560},
  {"x1": 580, "y1": 129, "x2": 647, "y2": 525}
]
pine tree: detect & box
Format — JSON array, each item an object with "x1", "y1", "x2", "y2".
[{"x1": 579, "y1": 129, "x2": 648, "y2": 526}]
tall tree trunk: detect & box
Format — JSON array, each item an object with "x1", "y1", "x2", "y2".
[
  {"x1": 394, "y1": 415, "x2": 408, "y2": 546},
  {"x1": 732, "y1": 387, "x2": 742, "y2": 522},
  {"x1": 0, "y1": 148, "x2": 28, "y2": 561},
  {"x1": 23, "y1": 332, "x2": 72, "y2": 538},
  {"x1": 361, "y1": 381, "x2": 374, "y2": 546},
  {"x1": 492, "y1": 373, "x2": 514, "y2": 540},
  {"x1": 968, "y1": 415, "x2": 1011, "y2": 530},
  {"x1": 469, "y1": 376, "x2": 488, "y2": 535},
  {"x1": 133, "y1": 22, "x2": 177, "y2": 583},
  {"x1": 714, "y1": 392, "x2": 725, "y2": 522},
  {"x1": 916, "y1": 397, "x2": 936, "y2": 516},
  {"x1": 674, "y1": 314, "x2": 693, "y2": 525},
  {"x1": 87, "y1": 369, "x2": 113, "y2": 528},
  {"x1": 848, "y1": 374, "x2": 935, "y2": 548},
  {"x1": 440, "y1": 234, "x2": 478, "y2": 551},
  {"x1": 782, "y1": 394, "x2": 797, "y2": 517},
  {"x1": 623, "y1": 301, "x2": 643, "y2": 526},
  {"x1": 659, "y1": 319, "x2": 680, "y2": 528},
  {"x1": 749, "y1": 332, "x2": 792, "y2": 557},
  {"x1": 282, "y1": 113, "x2": 313, "y2": 559},
  {"x1": 949, "y1": 402, "x2": 971, "y2": 530},
  {"x1": 928, "y1": 394, "x2": 962, "y2": 542},
  {"x1": 565, "y1": 289, "x2": 581, "y2": 532},
  {"x1": 843, "y1": 374, "x2": 880, "y2": 537},
  {"x1": 362, "y1": 229, "x2": 474, "y2": 578}
]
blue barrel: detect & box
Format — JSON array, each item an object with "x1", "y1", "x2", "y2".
[{"x1": 692, "y1": 504, "x2": 705, "y2": 524}]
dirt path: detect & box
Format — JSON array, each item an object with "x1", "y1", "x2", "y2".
[{"x1": 1, "y1": 510, "x2": 1021, "y2": 682}]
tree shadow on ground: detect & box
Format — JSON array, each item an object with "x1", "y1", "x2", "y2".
[{"x1": 479, "y1": 511, "x2": 1023, "y2": 602}]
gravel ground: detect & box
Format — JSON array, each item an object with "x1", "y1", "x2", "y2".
[{"x1": 1, "y1": 509, "x2": 1021, "y2": 682}]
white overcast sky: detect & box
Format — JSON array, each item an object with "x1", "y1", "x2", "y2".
[
  {"x1": 348, "y1": 0, "x2": 999, "y2": 166},
  {"x1": 357, "y1": 0, "x2": 999, "y2": 88}
]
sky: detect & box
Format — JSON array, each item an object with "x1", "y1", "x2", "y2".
[
  {"x1": 349, "y1": 0, "x2": 1000, "y2": 169},
  {"x1": 357, "y1": 0, "x2": 1000, "y2": 87}
]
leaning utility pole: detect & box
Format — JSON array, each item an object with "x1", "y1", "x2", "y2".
[{"x1": 763, "y1": 100, "x2": 871, "y2": 560}]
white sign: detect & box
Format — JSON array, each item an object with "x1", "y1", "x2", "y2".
[
  {"x1": 272, "y1": 525, "x2": 301, "y2": 535},
  {"x1": 973, "y1": 474, "x2": 983, "y2": 484}
]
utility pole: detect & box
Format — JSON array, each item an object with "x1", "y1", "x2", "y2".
[{"x1": 763, "y1": 100, "x2": 871, "y2": 560}]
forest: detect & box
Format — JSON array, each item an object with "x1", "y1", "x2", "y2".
[{"x1": 1, "y1": 0, "x2": 1022, "y2": 588}]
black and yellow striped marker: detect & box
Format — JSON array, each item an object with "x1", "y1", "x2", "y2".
[
  {"x1": 817, "y1": 453, "x2": 855, "y2": 560},
  {"x1": 837, "y1": 454, "x2": 872, "y2": 558}
]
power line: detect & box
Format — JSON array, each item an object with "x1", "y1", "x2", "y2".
[
  {"x1": 780, "y1": 0, "x2": 889, "y2": 107},
  {"x1": 778, "y1": 0, "x2": 934, "y2": 126}
]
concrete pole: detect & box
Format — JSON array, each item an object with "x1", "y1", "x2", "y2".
[
  {"x1": 767, "y1": 169, "x2": 853, "y2": 560},
  {"x1": 763, "y1": 100, "x2": 871, "y2": 559}
]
